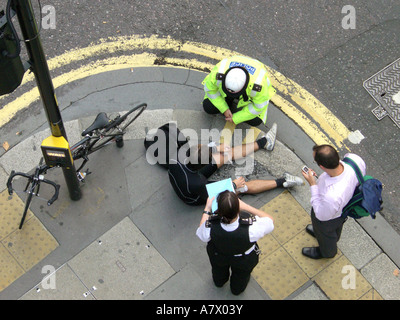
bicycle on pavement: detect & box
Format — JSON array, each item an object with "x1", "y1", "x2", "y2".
[{"x1": 6, "y1": 103, "x2": 147, "y2": 229}]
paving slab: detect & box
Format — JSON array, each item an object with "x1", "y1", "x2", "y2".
[
  {"x1": 20, "y1": 264, "x2": 95, "y2": 300},
  {"x1": 145, "y1": 263, "x2": 269, "y2": 300},
  {"x1": 129, "y1": 180, "x2": 204, "y2": 272},
  {"x1": 338, "y1": 218, "x2": 382, "y2": 269},
  {"x1": 68, "y1": 217, "x2": 175, "y2": 300},
  {"x1": 361, "y1": 253, "x2": 400, "y2": 300},
  {"x1": 293, "y1": 283, "x2": 328, "y2": 300},
  {"x1": 0, "y1": 190, "x2": 58, "y2": 292},
  {"x1": 314, "y1": 255, "x2": 372, "y2": 300}
]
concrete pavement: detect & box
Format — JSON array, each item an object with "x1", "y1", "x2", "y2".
[{"x1": 0, "y1": 66, "x2": 400, "y2": 301}]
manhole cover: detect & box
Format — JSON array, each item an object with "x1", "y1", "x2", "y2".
[{"x1": 363, "y1": 58, "x2": 400, "y2": 128}]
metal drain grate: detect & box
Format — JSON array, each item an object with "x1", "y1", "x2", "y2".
[{"x1": 363, "y1": 58, "x2": 400, "y2": 128}]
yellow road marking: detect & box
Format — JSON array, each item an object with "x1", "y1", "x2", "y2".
[
  {"x1": 266, "y1": 68, "x2": 350, "y2": 149},
  {"x1": 272, "y1": 94, "x2": 334, "y2": 146},
  {"x1": 0, "y1": 35, "x2": 228, "y2": 94},
  {"x1": 0, "y1": 35, "x2": 351, "y2": 150}
]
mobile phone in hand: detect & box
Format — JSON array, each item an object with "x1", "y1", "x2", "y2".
[{"x1": 302, "y1": 165, "x2": 318, "y2": 178}]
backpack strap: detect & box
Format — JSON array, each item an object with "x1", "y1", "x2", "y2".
[{"x1": 343, "y1": 157, "x2": 365, "y2": 185}]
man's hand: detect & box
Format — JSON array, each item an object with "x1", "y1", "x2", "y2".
[
  {"x1": 216, "y1": 143, "x2": 231, "y2": 153},
  {"x1": 223, "y1": 109, "x2": 233, "y2": 122},
  {"x1": 302, "y1": 169, "x2": 317, "y2": 186},
  {"x1": 233, "y1": 176, "x2": 246, "y2": 190}
]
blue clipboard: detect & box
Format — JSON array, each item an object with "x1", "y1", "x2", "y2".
[{"x1": 205, "y1": 178, "x2": 235, "y2": 213}]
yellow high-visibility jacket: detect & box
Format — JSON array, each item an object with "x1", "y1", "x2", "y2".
[{"x1": 202, "y1": 55, "x2": 276, "y2": 124}]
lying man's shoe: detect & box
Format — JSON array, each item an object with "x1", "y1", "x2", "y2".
[
  {"x1": 265, "y1": 123, "x2": 277, "y2": 151},
  {"x1": 283, "y1": 172, "x2": 304, "y2": 188},
  {"x1": 302, "y1": 247, "x2": 323, "y2": 259},
  {"x1": 257, "y1": 123, "x2": 277, "y2": 151}
]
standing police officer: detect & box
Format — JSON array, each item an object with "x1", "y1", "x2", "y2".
[
  {"x1": 202, "y1": 55, "x2": 276, "y2": 126},
  {"x1": 196, "y1": 191, "x2": 274, "y2": 295}
]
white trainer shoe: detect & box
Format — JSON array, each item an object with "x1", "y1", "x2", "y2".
[
  {"x1": 257, "y1": 123, "x2": 277, "y2": 151},
  {"x1": 283, "y1": 172, "x2": 304, "y2": 188},
  {"x1": 265, "y1": 123, "x2": 277, "y2": 151}
]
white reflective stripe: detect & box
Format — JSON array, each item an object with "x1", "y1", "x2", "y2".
[
  {"x1": 204, "y1": 83, "x2": 221, "y2": 99},
  {"x1": 204, "y1": 83, "x2": 214, "y2": 92},
  {"x1": 207, "y1": 91, "x2": 221, "y2": 99},
  {"x1": 261, "y1": 102, "x2": 269, "y2": 123},
  {"x1": 247, "y1": 102, "x2": 263, "y2": 115},
  {"x1": 254, "y1": 100, "x2": 269, "y2": 109},
  {"x1": 255, "y1": 69, "x2": 266, "y2": 85},
  {"x1": 216, "y1": 58, "x2": 228, "y2": 85},
  {"x1": 218, "y1": 58, "x2": 228, "y2": 73},
  {"x1": 262, "y1": 109, "x2": 268, "y2": 123},
  {"x1": 234, "y1": 244, "x2": 256, "y2": 256},
  {"x1": 250, "y1": 69, "x2": 267, "y2": 97}
]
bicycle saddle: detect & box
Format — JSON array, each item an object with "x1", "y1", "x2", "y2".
[{"x1": 81, "y1": 112, "x2": 110, "y2": 136}]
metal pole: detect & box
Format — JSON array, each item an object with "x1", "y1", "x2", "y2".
[{"x1": 13, "y1": 0, "x2": 81, "y2": 201}]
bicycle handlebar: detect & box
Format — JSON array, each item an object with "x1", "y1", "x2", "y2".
[
  {"x1": 7, "y1": 170, "x2": 28, "y2": 195},
  {"x1": 42, "y1": 178, "x2": 60, "y2": 205},
  {"x1": 7, "y1": 169, "x2": 60, "y2": 206}
]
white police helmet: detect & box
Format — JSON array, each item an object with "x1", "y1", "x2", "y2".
[{"x1": 224, "y1": 67, "x2": 247, "y2": 93}]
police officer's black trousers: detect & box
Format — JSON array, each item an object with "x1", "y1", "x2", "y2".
[{"x1": 206, "y1": 244, "x2": 259, "y2": 295}]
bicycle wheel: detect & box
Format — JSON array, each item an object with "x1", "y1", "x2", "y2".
[
  {"x1": 108, "y1": 103, "x2": 147, "y2": 148},
  {"x1": 113, "y1": 103, "x2": 147, "y2": 131},
  {"x1": 87, "y1": 103, "x2": 147, "y2": 153}
]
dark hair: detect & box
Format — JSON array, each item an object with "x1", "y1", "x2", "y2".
[
  {"x1": 312, "y1": 144, "x2": 340, "y2": 169},
  {"x1": 185, "y1": 144, "x2": 212, "y2": 170},
  {"x1": 216, "y1": 190, "x2": 240, "y2": 224}
]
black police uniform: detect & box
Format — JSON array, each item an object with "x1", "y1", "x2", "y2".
[{"x1": 206, "y1": 212, "x2": 259, "y2": 295}]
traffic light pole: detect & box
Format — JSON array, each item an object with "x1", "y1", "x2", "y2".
[{"x1": 13, "y1": 0, "x2": 81, "y2": 201}]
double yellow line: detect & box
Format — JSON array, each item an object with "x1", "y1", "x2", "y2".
[{"x1": 0, "y1": 35, "x2": 350, "y2": 150}]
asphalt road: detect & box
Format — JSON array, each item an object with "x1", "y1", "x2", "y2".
[{"x1": 1, "y1": 0, "x2": 399, "y2": 232}]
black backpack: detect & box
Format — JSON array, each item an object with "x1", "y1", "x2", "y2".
[
  {"x1": 144, "y1": 122, "x2": 189, "y2": 169},
  {"x1": 341, "y1": 157, "x2": 383, "y2": 219}
]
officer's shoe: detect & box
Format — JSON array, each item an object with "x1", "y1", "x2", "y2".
[{"x1": 283, "y1": 172, "x2": 304, "y2": 188}]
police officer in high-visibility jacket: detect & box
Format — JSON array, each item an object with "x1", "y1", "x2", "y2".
[{"x1": 202, "y1": 55, "x2": 276, "y2": 126}]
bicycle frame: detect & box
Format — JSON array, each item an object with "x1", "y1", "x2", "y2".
[
  {"x1": 69, "y1": 104, "x2": 147, "y2": 172},
  {"x1": 70, "y1": 127, "x2": 123, "y2": 173}
]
